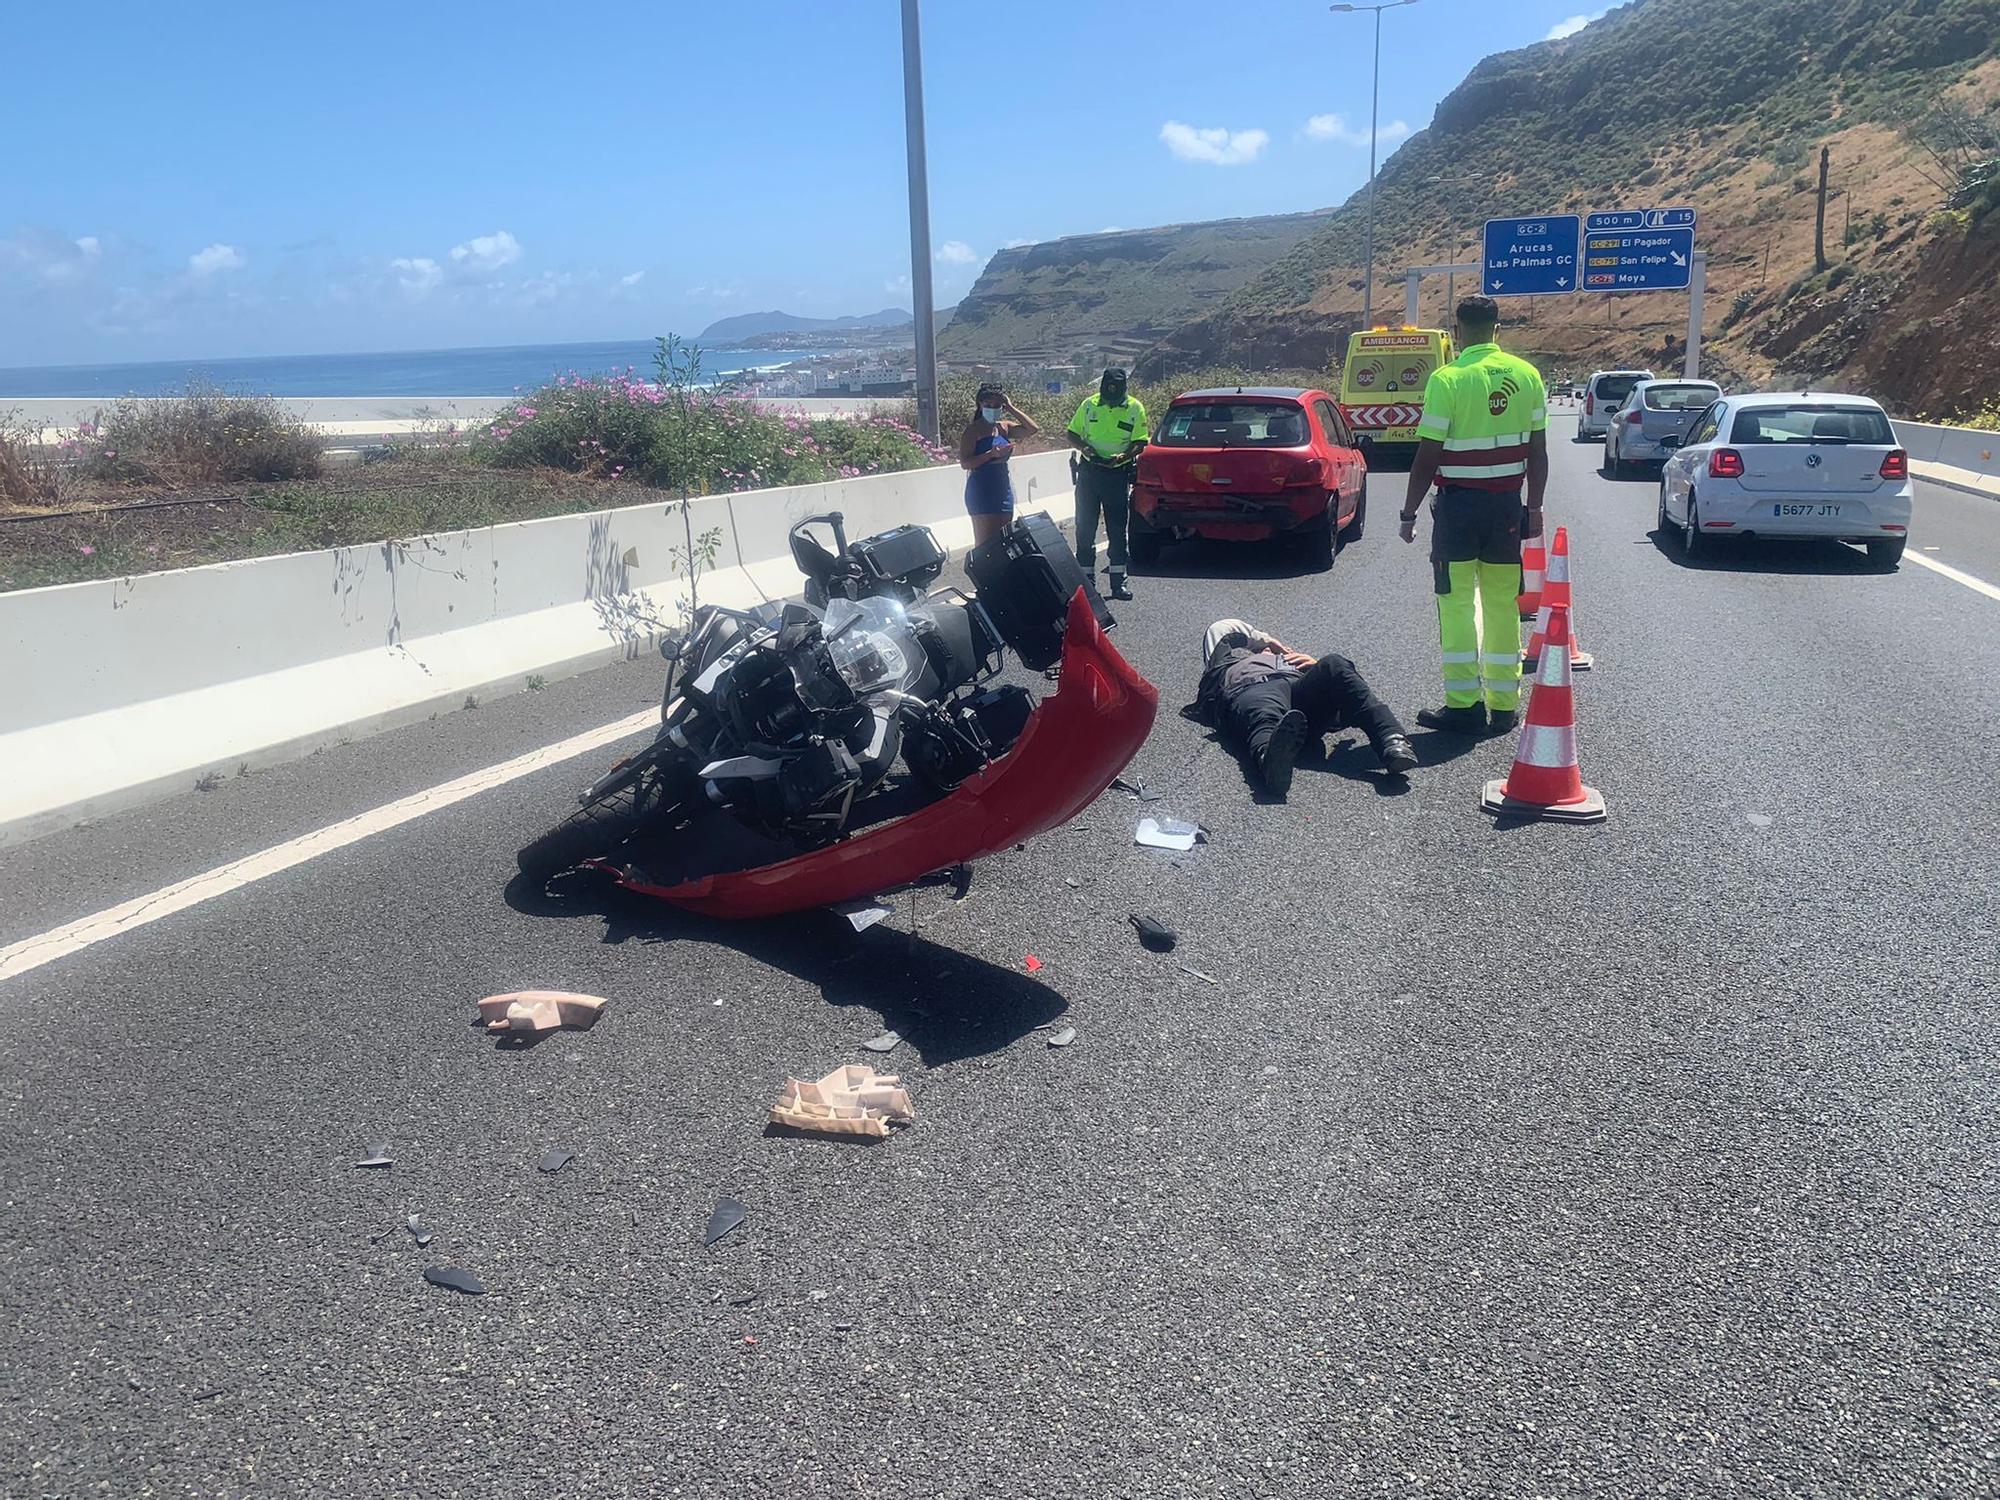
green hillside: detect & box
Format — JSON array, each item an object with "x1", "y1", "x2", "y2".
[{"x1": 938, "y1": 212, "x2": 1330, "y2": 365}]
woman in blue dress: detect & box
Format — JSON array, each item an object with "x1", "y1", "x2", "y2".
[{"x1": 959, "y1": 382, "x2": 1038, "y2": 546}]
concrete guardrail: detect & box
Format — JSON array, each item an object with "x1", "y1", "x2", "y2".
[
  {"x1": 1892, "y1": 419, "x2": 2000, "y2": 501},
  {"x1": 0, "y1": 449, "x2": 1077, "y2": 849}
]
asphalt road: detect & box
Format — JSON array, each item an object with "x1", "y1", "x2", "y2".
[{"x1": 4, "y1": 417, "x2": 1997, "y2": 1498}]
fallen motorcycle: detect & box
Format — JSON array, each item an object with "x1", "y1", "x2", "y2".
[{"x1": 516, "y1": 510, "x2": 1159, "y2": 918}]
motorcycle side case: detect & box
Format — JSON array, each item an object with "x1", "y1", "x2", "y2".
[
  {"x1": 850, "y1": 524, "x2": 946, "y2": 592},
  {"x1": 965, "y1": 512, "x2": 1111, "y2": 671},
  {"x1": 614, "y1": 589, "x2": 1157, "y2": 919}
]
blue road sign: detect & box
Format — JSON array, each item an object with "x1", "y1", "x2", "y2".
[
  {"x1": 1645, "y1": 206, "x2": 1697, "y2": 229},
  {"x1": 1481, "y1": 215, "x2": 1582, "y2": 297},
  {"x1": 1582, "y1": 226, "x2": 1695, "y2": 291},
  {"x1": 1586, "y1": 210, "x2": 1645, "y2": 232}
]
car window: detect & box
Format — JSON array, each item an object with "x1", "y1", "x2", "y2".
[
  {"x1": 1312, "y1": 398, "x2": 1352, "y2": 446},
  {"x1": 1155, "y1": 401, "x2": 1309, "y2": 447},
  {"x1": 1687, "y1": 402, "x2": 1723, "y2": 445},
  {"x1": 1729, "y1": 404, "x2": 1893, "y2": 445},
  {"x1": 1593, "y1": 374, "x2": 1643, "y2": 407},
  {"x1": 1643, "y1": 383, "x2": 1721, "y2": 411}
]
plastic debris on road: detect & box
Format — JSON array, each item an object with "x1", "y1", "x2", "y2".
[
  {"x1": 834, "y1": 899, "x2": 894, "y2": 932},
  {"x1": 475, "y1": 990, "x2": 608, "y2": 1036},
  {"x1": 1179, "y1": 965, "x2": 1217, "y2": 986},
  {"x1": 705, "y1": 1196, "x2": 748, "y2": 1247},
  {"x1": 1135, "y1": 816, "x2": 1201, "y2": 852},
  {"x1": 1112, "y1": 775, "x2": 1163, "y2": 803},
  {"x1": 1046, "y1": 1026, "x2": 1077, "y2": 1048},
  {"x1": 406, "y1": 1215, "x2": 433, "y2": 1248},
  {"x1": 1023, "y1": 954, "x2": 1044, "y2": 974},
  {"x1": 423, "y1": 1266, "x2": 486, "y2": 1296},
  {"x1": 356, "y1": 1143, "x2": 393, "y2": 1169},
  {"x1": 537, "y1": 1148, "x2": 577, "y2": 1174},
  {"x1": 770, "y1": 1064, "x2": 916, "y2": 1140},
  {"x1": 860, "y1": 1027, "x2": 903, "y2": 1054},
  {"x1": 1129, "y1": 914, "x2": 1178, "y2": 952}
]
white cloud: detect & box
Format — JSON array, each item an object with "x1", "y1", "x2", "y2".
[
  {"x1": 1159, "y1": 120, "x2": 1269, "y2": 166},
  {"x1": 685, "y1": 280, "x2": 740, "y2": 300},
  {"x1": 884, "y1": 272, "x2": 911, "y2": 294},
  {"x1": 1099, "y1": 226, "x2": 1124, "y2": 234},
  {"x1": 75, "y1": 236, "x2": 101, "y2": 259},
  {"x1": 619, "y1": 270, "x2": 646, "y2": 286},
  {"x1": 1, "y1": 228, "x2": 105, "y2": 284},
  {"x1": 449, "y1": 229, "x2": 522, "y2": 272},
  {"x1": 936, "y1": 239, "x2": 978, "y2": 265},
  {"x1": 188, "y1": 242, "x2": 246, "y2": 276},
  {"x1": 390, "y1": 256, "x2": 444, "y2": 295},
  {"x1": 1002, "y1": 237, "x2": 1035, "y2": 249},
  {"x1": 1305, "y1": 113, "x2": 1411, "y2": 148},
  {"x1": 1546, "y1": 11, "x2": 1603, "y2": 40}
]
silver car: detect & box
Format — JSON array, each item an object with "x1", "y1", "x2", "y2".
[
  {"x1": 1578, "y1": 368, "x2": 1653, "y2": 438},
  {"x1": 1605, "y1": 378, "x2": 1721, "y2": 476},
  {"x1": 1656, "y1": 392, "x2": 1914, "y2": 569}
]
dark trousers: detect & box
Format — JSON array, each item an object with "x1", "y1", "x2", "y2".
[
  {"x1": 1225, "y1": 657, "x2": 1406, "y2": 757},
  {"x1": 1074, "y1": 461, "x2": 1131, "y2": 575}
]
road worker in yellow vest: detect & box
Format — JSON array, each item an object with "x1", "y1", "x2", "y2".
[{"x1": 1398, "y1": 295, "x2": 1548, "y2": 736}]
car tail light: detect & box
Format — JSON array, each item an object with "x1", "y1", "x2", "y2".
[
  {"x1": 1585, "y1": 393, "x2": 1594, "y2": 416},
  {"x1": 1879, "y1": 449, "x2": 1908, "y2": 480},
  {"x1": 1625, "y1": 410, "x2": 1643, "y2": 425},
  {"x1": 1708, "y1": 448, "x2": 1745, "y2": 479}
]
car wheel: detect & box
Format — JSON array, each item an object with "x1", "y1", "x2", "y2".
[
  {"x1": 1302, "y1": 516, "x2": 1335, "y2": 571},
  {"x1": 1682, "y1": 494, "x2": 1703, "y2": 561},
  {"x1": 1338, "y1": 483, "x2": 1367, "y2": 545},
  {"x1": 1866, "y1": 537, "x2": 1905, "y2": 571},
  {"x1": 1657, "y1": 478, "x2": 1672, "y2": 536}
]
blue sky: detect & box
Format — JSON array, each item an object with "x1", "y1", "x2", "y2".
[{"x1": 0, "y1": 0, "x2": 1609, "y2": 366}]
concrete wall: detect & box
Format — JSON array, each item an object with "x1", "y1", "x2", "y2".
[
  {"x1": 1894, "y1": 419, "x2": 2000, "y2": 501},
  {"x1": 0, "y1": 450, "x2": 1076, "y2": 847}
]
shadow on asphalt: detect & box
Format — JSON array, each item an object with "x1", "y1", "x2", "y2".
[
  {"x1": 1131, "y1": 536, "x2": 1332, "y2": 582},
  {"x1": 1646, "y1": 526, "x2": 1891, "y2": 575},
  {"x1": 503, "y1": 872, "x2": 1067, "y2": 1067}
]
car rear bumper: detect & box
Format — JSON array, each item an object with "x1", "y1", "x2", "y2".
[
  {"x1": 1617, "y1": 433, "x2": 1675, "y2": 461},
  {"x1": 1134, "y1": 490, "x2": 1322, "y2": 540},
  {"x1": 1695, "y1": 482, "x2": 1915, "y2": 540}
]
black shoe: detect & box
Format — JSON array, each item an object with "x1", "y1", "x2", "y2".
[
  {"x1": 1378, "y1": 733, "x2": 1419, "y2": 776},
  {"x1": 1484, "y1": 708, "x2": 1518, "y2": 737},
  {"x1": 1415, "y1": 705, "x2": 1486, "y2": 735},
  {"x1": 1109, "y1": 574, "x2": 1134, "y2": 601},
  {"x1": 1258, "y1": 710, "x2": 1309, "y2": 798}
]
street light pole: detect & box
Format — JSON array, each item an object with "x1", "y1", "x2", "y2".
[
  {"x1": 900, "y1": 0, "x2": 939, "y2": 443},
  {"x1": 1331, "y1": 0, "x2": 1417, "y2": 328}
]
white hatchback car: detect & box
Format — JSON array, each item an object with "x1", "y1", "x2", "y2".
[
  {"x1": 1657, "y1": 392, "x2": 1913, "y2": 568},
  {"x1": 1605, "y1": 378, "x2": 1721, "y2": 475},
  {"x1": 1578, "y1": 369, "x2": 1654, "y2": 438}
]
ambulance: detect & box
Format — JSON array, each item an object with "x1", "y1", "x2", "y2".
[{"x1": 1336, "y1": 326, "x2": 1451, "y2": 469}]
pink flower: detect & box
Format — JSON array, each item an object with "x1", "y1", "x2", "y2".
[
  {"x1": 516, "y1": 406, "x2": 537, "y2": 419},
  {"x1": 79, "y1": 544, "x2": 96, "y2": 556}
]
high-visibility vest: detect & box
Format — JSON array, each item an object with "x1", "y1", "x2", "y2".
[
  {"x1": 1067, "y1": 395, "x2": 1150, "y2": 460},
  {"x1": 1415, "y1": 342, "x2": 1549, "y2": 492}
]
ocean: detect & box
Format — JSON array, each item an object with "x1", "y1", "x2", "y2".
[{"x1": 0, "y1": 340, "x2": 835, "y2": 399}]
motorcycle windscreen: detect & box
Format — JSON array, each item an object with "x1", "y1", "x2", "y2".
[{"x1": 616, "y1": 589, "x2": 1159, "y2": 919}]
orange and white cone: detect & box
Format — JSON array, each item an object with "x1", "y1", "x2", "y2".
[
  {"x1": 1517, "y1": 534, "x2": 1546, "y2": 621},
  {"x1": 1522, "y1": 525, "x2": 1594, "y2": 672},
  {"x1": 1483, "y1": 605, "x2": 1606, "y2": 824}
]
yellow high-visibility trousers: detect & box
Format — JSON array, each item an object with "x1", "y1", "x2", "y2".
[{"x1": 1436, "y1": 559, "x2": 1523, "y2": 711}]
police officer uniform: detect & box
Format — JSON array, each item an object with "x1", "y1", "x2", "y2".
[{"x1": 1066, "y1": 369, "x2": 1149, "y2": 601}]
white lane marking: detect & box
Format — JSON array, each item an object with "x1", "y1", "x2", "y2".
[
  {"x1": 1905, "y1": 549, "x2": 2000, "y2": 602},
  {"x1": 0, "y1": 708, "x2": 657, "y2": 987}
]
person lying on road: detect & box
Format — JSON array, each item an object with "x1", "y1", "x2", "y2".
[{"x1": 1190, "y1": 618, "x2": 1418, "y2": 798}]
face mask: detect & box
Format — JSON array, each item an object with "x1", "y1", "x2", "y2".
[{"x1": 980, "y1": 406, "x2": 1003, "y2": 422}]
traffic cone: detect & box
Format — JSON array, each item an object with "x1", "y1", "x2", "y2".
[
  {"x1": 1482, "y1": 605, "x2": 1606, "y2": 824},
  {"x1": 1522, "y1": 525, "x2": 1595, "y2": 672},
  {"x1": 1517, "y1": 534, "x2": 1546, "y2": 620}
]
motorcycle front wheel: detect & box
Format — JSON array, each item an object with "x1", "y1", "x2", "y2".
[{"x1": 516, "y1": 779, "x2": 660, "y2": 881}]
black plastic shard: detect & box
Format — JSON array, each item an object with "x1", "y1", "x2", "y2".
[
  {"x1": 538, "y1": 1148, "x2": 577, "y2": 1174},
  {"x1": 1129, "y1": 914, "x2": 1178, "y2": 952},
  {"x1": 706, "y1": 1196, "x2": 747, "y2": 1247},
  {"x1": 424, "y1": 1266, "x2": 485, "y2": 1295}
]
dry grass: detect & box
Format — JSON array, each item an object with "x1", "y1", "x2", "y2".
[{"x1": 85, "y1": 381, "x2": 325, "y2": 487}]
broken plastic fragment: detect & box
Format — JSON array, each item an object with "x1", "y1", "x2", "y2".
[
  {"x1": 1135, "y1": 816, "x2": 1198, "y2": 852},
  {"x1": 1046, "y1": 1026, "x2": 1077, "y2": 1048},
  {"x1": 1180, "y1": 964, "x2": 1217, "y2": 986},
  {"x1": 860, "y1": 1028, "x2": 902, "y2": 1054},
  {"x1": 1064, "y1": 876, "x2": 1082, "y2": 889},
  {"x1": 423, "y1": 1266, "x2": 485, "y2": 1296},
  {"x1": 406, "y1": 1215, "x2": 433, "y2": 1248},
  {"x1": 1023, "y1": 954, "x2": 1043, "y2": 974},
  {"x1": 356, "y1": 1143, "x2": 393, "y2": 1169},
  {"x1": 947, "y1": 864, "x2": 973, "y2": 901},
  {"x1": 705, "y1": 1196, "x2": 747, "y2": 1247},
  {"x1": 475, "y1": 990, "x2": 608, "y2": 1036},
  {"x1": 1129, "y1": 914, "x2": 1178, "y2": 952},
  {"x1": 1746, "y1": 812, "x2": 1773, "y2": 828},
  {"x1": 770, "y1": 1064, "x2": 916, "y2": 1140},
  {"x1": 538, "y1": 1148, "x2": 576, "y2": 1174},
  {"x1": 834, "y1": 899, "x2": 893, "y2": 932}
]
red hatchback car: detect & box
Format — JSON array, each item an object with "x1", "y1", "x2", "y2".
[{"x1": 1129, "y1": 387, "x2": 1368, "y2": 570}]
